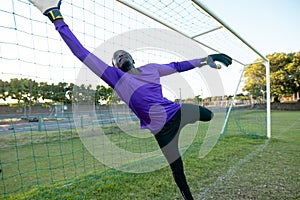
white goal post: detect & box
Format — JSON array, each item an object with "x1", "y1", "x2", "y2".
[{"x1": 117, "y1": 0, "x2": 271, "y2": 138}]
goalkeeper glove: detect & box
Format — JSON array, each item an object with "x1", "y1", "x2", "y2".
[
  {"x1": 28, "y1": 0, "x2": 63, "y2": 22},
  {"x1": 200, "y1": 53, "x2": 232, "y2": 69}
]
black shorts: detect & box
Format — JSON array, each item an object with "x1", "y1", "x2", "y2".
[{"x1": 153, "y1": 103, "x2": 213, "y2": 164}]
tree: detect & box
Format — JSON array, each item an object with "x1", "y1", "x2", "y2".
[
  {"x1": 0, "y1": 79, "x2": 9, "y2": 101},
  {"x1": 243, "y1": 60, "x2": 266, "y2": 99},
  {"x1": 194, "y1": 94, "x2": 202, "y2": 104},
  {"x1": 52, "y1": 82, "x2": 69, "y2": 103},
  {"x1": 95, "y1": 85, "x2": 113, "y2": 104},
  {"x1": 243, "y1": 52, "x2": 300, "y2": 100},
  {"x1": 22, "y1": 79, "x2": 39, "y2": 115},
  {"x1": 6, "y1": 78, "x2": 39, "y2": 115},
  {"x1": 65, "y1": 83, "x2": 74, "y2": 104},
  {"x1": 39, "y1": 82, "x2": 54, "y2": 101},
  {"x1": 72, "y1": 84, "x2": 94, "y2": 103},
  {"x1": 22, "y1": 79, "x2": 39, "y2": 104},
  {"x1": 8, "y1": 78, "x2": 24, "y2": 105},
  {"x1": 269, "y1": 52, "x2": 300, "y2": 98}
]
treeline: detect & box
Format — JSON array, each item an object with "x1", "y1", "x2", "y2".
[
  {"x1": 1, "y1": 78, "x2": 250, "y2": 106},
  {"x1": 243, "y1": 52, "x2": 300, "y2": 101},
  {"x1": 0, "y1": 78, "x2": 113, "y2": 105},
  {"x1": 1, "y1": 52, "x2": 298, "y2": 105}
]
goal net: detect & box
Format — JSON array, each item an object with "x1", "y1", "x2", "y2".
[{"x1": 0, "y1": 0, "x2": 270, "y2": 198}]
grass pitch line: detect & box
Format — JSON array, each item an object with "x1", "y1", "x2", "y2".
[
  {"x1": 196, "y1": 138, "x2": 270, "y2": 199},
  {"x1": 196, "y1": 117, "x2": 299, "y2": 199}
]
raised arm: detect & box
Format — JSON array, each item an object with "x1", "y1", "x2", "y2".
[
  {"x1": 158, "y1": 54, "x2": 232, "y2": 76},
  {"x1": 28, "y1": 0, "x2": 122, "y2": 86},
  {"x1": 54, "y1": 20, "x2": 110, "y2": 78}
]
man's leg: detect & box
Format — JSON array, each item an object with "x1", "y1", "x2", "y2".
[
  {"x1": 155, "y1": 135, "x2": 194, "y2": 200},
  {"x1": 179, "y1": 103, "x2": 213, "y2": 129},
  {"x1": 170, "y1": 157, "x2": 194, "y2": 200},
  {"x1": 154, "y1": 110, "x2": 194, "y2": 200}
]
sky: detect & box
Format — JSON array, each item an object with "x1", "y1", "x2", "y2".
[{"x1": 200, "y1": 0, "x2": 300, "y2": 56}]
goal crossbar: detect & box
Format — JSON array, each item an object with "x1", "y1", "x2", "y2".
[{"x1": 116, "y1": 0, "x2": 271, "y2": 138}]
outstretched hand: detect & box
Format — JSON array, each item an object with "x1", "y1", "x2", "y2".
[
  {"x1": 29, "y1": 0, "x2": 62, "y2": 22},
  {"x1": 29, "y1": 0, "x2": 61, "y2": 13},
  {"x1": 206, "y1": 53, "x2": 232, "y2": 69}
]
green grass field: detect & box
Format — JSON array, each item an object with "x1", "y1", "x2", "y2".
[{"x1": 0, "y1": 110, "x2": 299, "y2": 199}]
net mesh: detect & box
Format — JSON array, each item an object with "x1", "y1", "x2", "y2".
[{"x1": 0, "y1": 0, "x2": 268, "y2": 198}]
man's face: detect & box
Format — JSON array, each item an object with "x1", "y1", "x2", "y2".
[{"x1": 112, "y1": 50, "x2": 135, "y2": 72}]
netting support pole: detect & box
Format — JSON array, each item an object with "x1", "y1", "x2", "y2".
[
  {"x1": 191, "y1": 0, "x2": 271, "y2": 138},
  {"x1": 263, "y1": 59, "x2": 271, "y2": 138},
  {"x1": 220, "y1": 63, "x2": 246, "y2": 135}
]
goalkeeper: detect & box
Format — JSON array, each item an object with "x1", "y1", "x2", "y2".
[{"x1": 29, "y1": 1, "x2": 232, "y2": 199}]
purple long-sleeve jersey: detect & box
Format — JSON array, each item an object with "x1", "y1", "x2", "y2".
[{"x1": 55, "y1": 21, "x2": 202, "y2": 132}]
